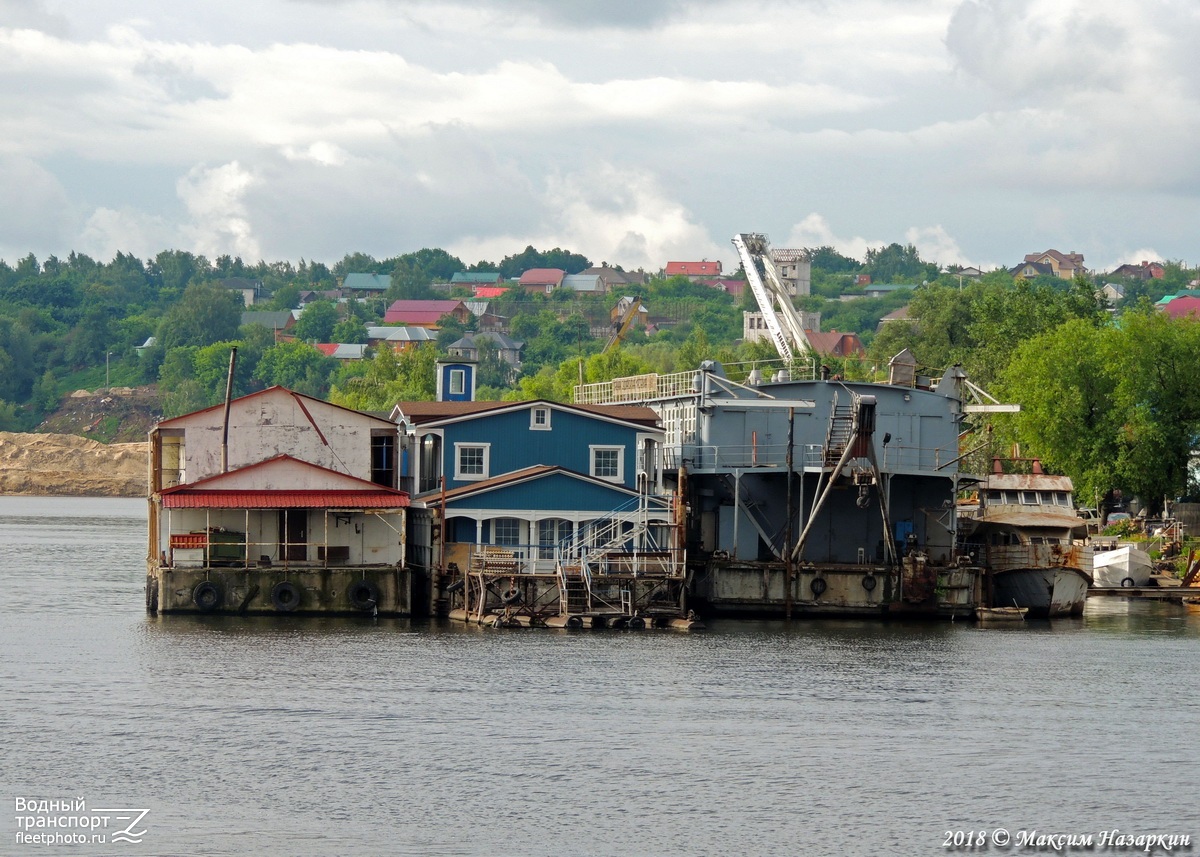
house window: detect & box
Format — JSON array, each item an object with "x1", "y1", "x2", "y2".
[
  {"x1": 530, "y1": 407, "x2": 551, "y2": 430},
  {"x1": 449, "y1": 369, "x2": 466, "y2": 395},
  {"x1": 590, "y1": 445, "x2": 624, "y2": 482},
  {"x1": 1021, "y1": 491, "x2": 1039, "y2": 505},
  {"x1": 370, "y1": 432, "x2": 396, "y2": 487},
  {"x1": 454, "y1": 443, "x2": 490, "y2": 480},
  {"x1": 493, "y1": 518, "x2": 521, "y2": 546}
]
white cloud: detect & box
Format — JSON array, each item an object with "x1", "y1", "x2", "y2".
[
  {"x1": 448, "y1": 165, "x2": 722, "y2": 270},
  {"x1": 784, "y1": 214, "x2": 983, "y2": 269},
  {"x1": 176, "y1": 162, "x2": 261, "y2": 260}
]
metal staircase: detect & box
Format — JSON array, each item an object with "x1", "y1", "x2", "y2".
[{"x1": 824, "y1": 396, "x2": 855, "y2": 467}]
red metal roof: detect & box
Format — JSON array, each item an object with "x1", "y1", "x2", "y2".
[
  {"x1": 666, "y1": 261, "x2": 722, "y2": 276},
  {"x1": 473, "y1": 286, "x2": 509, "y2": 298},
  {"x1": 162, "y1": 490, "x2": 408, "y2": 509}
]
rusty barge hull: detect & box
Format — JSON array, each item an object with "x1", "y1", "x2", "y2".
[
  {"x1": 991, "y1": 566, "x2": 1089, "y2": 618},
  {"x1": 692, "y1": 559, "x2": 980, "y2": 619}
]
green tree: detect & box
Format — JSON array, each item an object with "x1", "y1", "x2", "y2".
[
  {"x1": 331, "y1": 317, "x2": 368, "y2": 344},
  {"x1": 155, "y1": 282, "x2": 242, "y2": 350},
  {"x1": 291, "y1": 300, "x2": 338, "y2": 342},
  {"x1": 255, "y1": 341, "x2": 337, "y2": 397},
  {"x1": 329, "y1": 343, "x2": 438, "y2": 409}
]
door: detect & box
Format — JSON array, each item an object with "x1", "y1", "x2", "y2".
[{"x1": 279, "y1": 509, "x2": 307, "y2": 562}]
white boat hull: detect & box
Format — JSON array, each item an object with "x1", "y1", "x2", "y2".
[{"x1": 1092, "y1": 545, "x2": 1153, "y2": 588}]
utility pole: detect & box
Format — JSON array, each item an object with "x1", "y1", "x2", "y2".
[{"x1": 105, "y1": 351, "x2": 111, "y2": 389}]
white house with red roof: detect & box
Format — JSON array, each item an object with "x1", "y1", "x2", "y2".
[{"x1": 146, "y1": 386, "x2": 410, "y2": 616}]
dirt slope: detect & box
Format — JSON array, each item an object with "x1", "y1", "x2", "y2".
[{"x1": 0, "y1": 432, "x2": 147, "y2": 497}]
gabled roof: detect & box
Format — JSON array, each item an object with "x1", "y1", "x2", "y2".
[
  {"x1": 160, "y1": 455, "x2": 408, "y2": 508},
  {"x1": 155, "y1": 385, "x2": 396, "y2": 428},
  {"x1": 241, "y1": 310, "x2": 295, "y2": 329},
  {"x1": 451, "y1": 272, "x2": 502, "y2": 284},
  {"x1": 390, "y1": 399, "x2": 660, "y2": 429},
  {"x1": 1162, "y1": 296, "x2": 1200, "y2": 319},
  {"x1": 343, "y1": 273, "x2": 391, "y2": 291},
  {"x1": 561, "y1": 273, "x2": 603, "y2": 291},
  {"x1": 473, "y1": 286, "x2": 509, "y2": 298},
  {"x1": 366, "y1": 326, "x2": 438, "y2": 342},
  {"x1": 1010, "y1": 262, "x2": 1055, "y2": 277},
  {"x1": 666, "y1": 261, "x2": 722, "y2": 277},
  {"x1": 448, "y1": 331, "x2": 524, "y2": 351},
  {"x1": 315, "y1": 343, "x2": 369, "y2": 359},
  {"x1": 383, "y1": 299, "x2": 466, "y2": 325},
  {"x1": 804, "y1": 331, "x2": 867, "y2": 357},
  {"x1": 518, "y1": 268, "x2": 565, "y2": 286}
]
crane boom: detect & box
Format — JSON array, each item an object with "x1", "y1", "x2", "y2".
[
  {"x1": 603, "y1": 296, "x2": 643, "y2": 353},
  {"x1": 732, "y1": 233, "x2": 810, "y2": 362}
]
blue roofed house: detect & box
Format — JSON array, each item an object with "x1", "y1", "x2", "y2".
[{"x1": 391, "y1": 392, "x2": 674, "y2": 591}]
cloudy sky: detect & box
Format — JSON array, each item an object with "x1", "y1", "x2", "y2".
[{"x1": 1, "y1": 0, "x2": 1197, "y2": 273}]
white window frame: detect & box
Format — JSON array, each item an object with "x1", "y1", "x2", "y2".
[
  {"x1": 530, "y1": 406, "x2": 551, "y2": 431},
  {"x1": 454, "y1": 442, "x2": 490, "y2": 481},
  {"x1": 590, "y1": 445, "x2": 624, "y2": 483},
  {"x1": 449, "y1": 369, "x2": 466, "y2": 396}
]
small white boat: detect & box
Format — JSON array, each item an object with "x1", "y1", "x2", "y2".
[{"x1": 1092, "y1": 544, "x2": 1153, "y2": 588}]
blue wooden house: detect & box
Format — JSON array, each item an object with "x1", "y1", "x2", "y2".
[{"x1": 390, "y1": 398, "x2": 671, "y2": 578}]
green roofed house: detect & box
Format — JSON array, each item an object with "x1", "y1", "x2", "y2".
[
  {"x1": 451, "y1": 272, "x2": 503, "y2": 285},
  {"x1": 343, "y1": 273, "x2": 392, "y2": 293}
]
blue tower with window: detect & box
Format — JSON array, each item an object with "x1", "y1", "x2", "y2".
[{"x1": 436, "y1": 358, "x2": 477, "y2": 402}]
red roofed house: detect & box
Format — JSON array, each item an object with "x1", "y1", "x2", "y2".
[
  {"x1": 146, "y1": 386, "x2": 410, "y2": 616},
  {"x1": 518, "y1": 268, "x2": 566, "y2": 293},
  {"x1": 1161, "y1": 296, "x2": 1200, "y2": 320},
  {"x1": 698, "y1": 278, "x2": 745, "y2": 298},
  {"x1": 803, "y1": 331, "x2": 867, "y2": 358},
  {"x1": 473, "y1": 286, "x2": 510, "y2": 299},
  {"x1": 666, "y1": 261, "x2": 723, "y2": 280},
  {"x1": 1110, "y1": 261, "x2": 1165, "y2": 280},
  {"x1": 383, "y1": 299, "x2": 471, "y2": 328}
]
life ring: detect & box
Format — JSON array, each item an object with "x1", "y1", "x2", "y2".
[
  {"x1": 347, "y1": 580, "x2": 380, "y2": 611},
  {"x1": 862, "y1": 574, "x2": 877, "y2": 592},
  {"x1": 501, "y1": 588, "x2": 522, "y2": 605},
  {"x1": 271, "y1": 581, "x2": 301, "y2": 612},
  {"x1": 1121, "y1": 577, "x2": 1135, "y2": 588},
  {"x1": 192, "y1": 581, "x2": 223, "y2": 612},
  {"x1": 810, "y1": 577, "x2": 828, "y2": 596}
]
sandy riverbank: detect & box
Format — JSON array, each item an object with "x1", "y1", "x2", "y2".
[{"x1": 0, "y1": 432, "x2": 147, "y2": 497}]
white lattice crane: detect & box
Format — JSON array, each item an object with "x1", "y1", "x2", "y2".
[{"x1": 731, "y1": 233, "x2": 811, "y2": 362}]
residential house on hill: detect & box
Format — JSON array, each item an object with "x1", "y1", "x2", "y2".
[
  {"x1": 222, "y1": 277, "x2": 263, "y2": 307},
  {"x1": 1021, "y1": 250, "x2": 1086, "y2": 279},
  {"x1": 343, "y1": 273, "x2": 392, "y2": 295},
  {"x1": 701, "y1": 278, "x2": 746, "y2": 298},
  {"x1": 804, "y1": 331, "x2": 867, "y2": 358},
  {"x1": 769, "y1": 249, "x2": 811, "y2": 296},
  {"x1": 472, "y1": 286, "x2": 509, "y2": 299},
  {"x1": 743, "y1": 310, "x2": 821, "y2": 343},
  {"x1": 666, "y1": 261, "x2": 722, "y2": 279},
  {"x1": 1161, "y1": 296, "x2": 1200, "y2": 320},
  {"x1": 518, "y1": 268, "x2": 566, "y2": 293},
  {"x1": 1010, "y1": 261, "x2": 1056, "y2": 279},
  {"x1": 366, "y1": 326, "x2": 438, "y2": 351},
  {"x1": 447, "y1": 331, "x2": 524, "y2": 369},
  {"x1": 314, "y1": 343, "x2": 369, "y2": 360},
  {"x1": 241, "y1": 310, "x2": 296, "y2": 335},
  {"x1": 561, "y1": 273, "x2": 604, "y2": 295},
  {"x1": 581, "y1": 266, "x2": 646, "y2": 290},
  {"x1": 1098, "y1": 283, "x2": 1125, "y2": 306},
  {"x1": 1109, "y1": 261, "x2": 1165, "y2": 280},
  {"x1": 383, "y1": 299, "x2": 471, "y2": 327},
  {"x1": 451, "y1": 272, "x2": 504, "y2": 286}
]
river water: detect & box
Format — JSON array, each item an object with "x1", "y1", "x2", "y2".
[{"x1": 1, "y1": 496, "x2": 1197, "y2": 856}]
